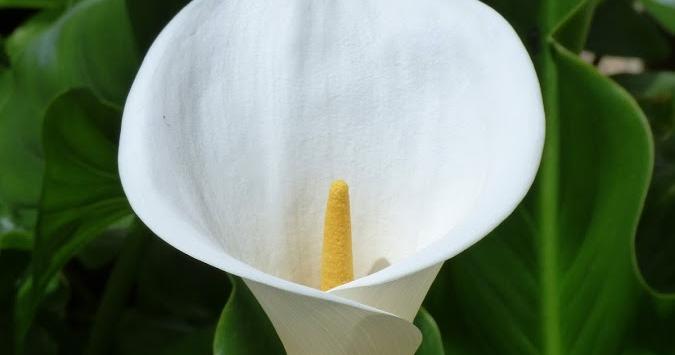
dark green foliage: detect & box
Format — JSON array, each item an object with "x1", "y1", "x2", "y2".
[
  {"x1": 587, "y1": 0, "x2": 670, "y2": 61},
  {"x1": 616, "y1": 72, "x2": 675, "y2": 295}
]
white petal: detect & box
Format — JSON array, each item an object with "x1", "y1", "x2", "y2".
[
  {"x1": 330, "y1": 264, "x2": 442, "y2": 321},
  {"x1": 245, "y1": 279, "x2": 422, "y2": 355},
  {"x1": 119, "y1": 0, "x2": 544, "y2": 353}
]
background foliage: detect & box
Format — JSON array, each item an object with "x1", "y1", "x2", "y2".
[{"x1": 0, "y1": 0, "x2": 673, "y2": 354}]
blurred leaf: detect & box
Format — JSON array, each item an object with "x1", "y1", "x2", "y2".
[
  {"x1": 12, "y1": 271, "x2": 72, "y2": 355},
  {"x1": 0, "y1": 36, "x2": 7, "y2": 66},
  {"x1": 15, "y1": 89, "x2": 132, "y2": 347},
  {"x1": 615, "y1": 72, "x2": 675, "y2": 141},
  {"x1": 125, "y1": 0, "x2": 190, "y2": 54},
  {"x1": 0, "y1": 192, "x2": 31, "y2": 354},
  {"x1": 0, "y1": 52, "x2": 10, "y2": 126},
  {"x1": 426, "y1": 0, "x2": 675, "y2": 354},
  {"x1": 0, "y1": 230, "x2": 32, "y2": 250},
  {"x1": 107, "y1": 235, "x2": 229, "y2": 355},
  {"x1": 482, "y1": 0, "x2": 596, "y2": 55},
  {"x1": 586, "y1": 0, "x2": 670, "y2": 61},
  {"x1": 0, "y1": 247, "x2": 31, "y2": 354},
  {"x1": 86, "y1": 221, "x2": 148, "y2": 355},
  {"x1": 0, "y1": 0, "x2": 64, "y2": 8},
  {"x1": 213, "y1": 277, "x2": 284, "y2": 355},
  {"x1": 414, "y1": 308, "x2": 444, "y2": 355},
  {"x1": 4, "y1": 9, "x2": 62, "y2": 61},
  {"x1": 0, "y1": 70, "x2": 10, "y2": 114},
  {"x1": 0, "y1": 195, "x2": 15, "y2": 234},
  {"x1": 136, "y1": 237, "x2": 230, "y2": 324},
  {"x1": 114, "y1": 311, "x2": 212, "y2": 355},
  {"x1": 75, "y1": 222, "x2": 130, "y2": 270},
  {"x1": 642, "y1": 0, "x2": 675, "y2": 34},
  {"x1": 158, "y1": 327, "x2": 214, "y2": 355},
  {"x1": 553, "y1": 0, "x2": 596, "y2": 53},
  {"x1": 615, "y1": 72, "x2": 675, "y2": 294},
  {"x1": 0, "y1": 0, "x2": 138, "y2": 211}
]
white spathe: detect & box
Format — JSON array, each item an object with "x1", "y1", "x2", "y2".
[{"x1": 118, "y1": 0, "x2": 544, "y2": 353}]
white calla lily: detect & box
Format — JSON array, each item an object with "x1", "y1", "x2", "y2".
[{"x1": 118, "y1": 0, "x2": 544, "y2": 353}]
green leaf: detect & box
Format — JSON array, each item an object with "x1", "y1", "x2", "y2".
[
  {"x1": 615, "y1": 72, "x2": 675, "y2": 294},
  {"x1": 136, "y1": 237, "x2": 230, "y2": 324},
  {"x1": 586, "y1": 0, "x2": 670, "y2": 61},
  {"x1": 213, "y1": 277, "x2": 285, "y2": 355},
  {"x1": 641, "y1": 0, "x2": 675, "y2": 34},
  {"x1": 425, "y1": 1, "x2": 674, "y2": 354},
  {"x1": 414, "y1": 308, "x2": 444, "y2": 355},
  {"x1": 551, "y1": 0, "x2": 597, "y2": 53},
  {"x1": 15, "y1": 89, "x2": 132, "y2": 347},
  {"x1": 111, "y1": 235, "x2": 229, "y2": 355},
  {"x1": 0, "y1": 230, "x2": 32, "y2": 250},
  {"x1": 4, "y1": 9, "x2": 63, "y2": 61},
  {"x1": 0, "y1": 0, "x2": 138, "y2": 210},
  {"x1": 480, "y1": 0, "x2": 596, "y2": 55}
]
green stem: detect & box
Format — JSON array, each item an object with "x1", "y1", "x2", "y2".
[
  {"x1": 537, "y1": 0, "x2": 562, "y2": 350},
  {"x1": 537, "y1": 29, "x2": 562, "y2": 355},
  {"x1": 85, "y1": 219, "x2": 149, "y2": 355}
]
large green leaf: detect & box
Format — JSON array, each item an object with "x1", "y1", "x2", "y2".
[
  {"x1": 0, "y1": 0, "x2": 138, "y2": 210},
  {"x1": 15, "y1": 89, "x2": 132, "y2": 347},
  {"x1": 425, "y1": 0, "x2": 674, "y2": 354},
  {"x1": 213, "y1": 277, "x2": 285, "y2": 355}
]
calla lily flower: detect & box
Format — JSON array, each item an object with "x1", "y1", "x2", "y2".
[{"x1": 118, "y1": 0, "x2": 544, "y2": 354}]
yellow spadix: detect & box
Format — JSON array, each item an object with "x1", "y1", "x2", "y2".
[{"x1": 320, "y1": 180, "x2": 354, "y2": 291}]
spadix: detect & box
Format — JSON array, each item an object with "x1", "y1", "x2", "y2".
[
  {"x1": 118, "y1": 0, "x2": 545, "y2": 353},
  {"x1": 321, "y1": 180, "x2": 354, "y2": 291}
]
